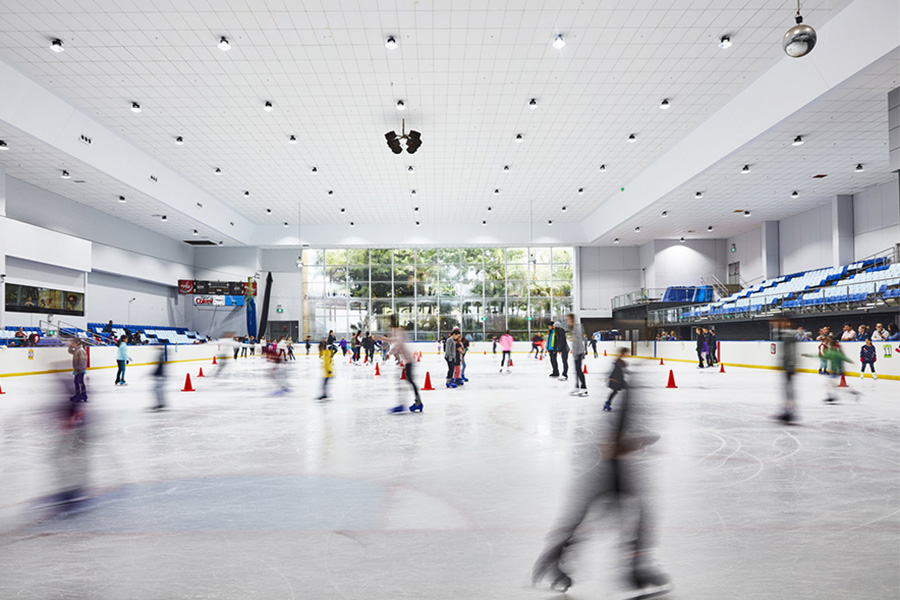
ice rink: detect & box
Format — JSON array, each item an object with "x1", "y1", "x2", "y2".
[{"x1": 1, "y1": 349, "x2": 898, "y2": 600}]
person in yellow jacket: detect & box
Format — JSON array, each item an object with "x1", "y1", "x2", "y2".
[{"x1": 317, "y1": 339, "x2": 334, "y2": 401}]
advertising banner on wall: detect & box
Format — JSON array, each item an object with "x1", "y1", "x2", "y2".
[{"x1": 193, "y1": 295, "x2": 244, "y2": 307}]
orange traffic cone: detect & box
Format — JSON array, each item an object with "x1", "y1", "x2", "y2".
[
  {"x1": 838, "y1": 374, "x2": 848, "y2": 387},
  {"x1": 719, "y1": 363, "x2": 726, "y2": 373},
  {"x1": 422, "y1": 371, "x2": 435, "y2": 390},
  {"x1": 484, "y1": 351, "x2": 487, "y2": 355},
  {"x1": 583, "y1": 364, "x2": 588, "y2": 375},
  {"x1": 400, "y1": 366, "x2": 407, "y2": 380},
  {"x1": 665, "y1": 370, "x2": 677, "y2": 389},
  {"x1": 375, "y1": 363, "x2": 381, "y2": 376},
  {"x1": 603, "y1": 349, "x2": 607, "y2": 357},
  {"x1": 417, "y1": 353, "x2": 421, "y2": 363},
  {"x1": 212, "y1": 356, "x2": 218, "y2": 365},
  {"x1": 364, "y1": 355, "x2": 368, "y2": 364},
  {"x1": 197, "y1": 367, "x2": 205, "y2": 377},
  {"x1": 539, "y1": 353, "x2": 543, "y2": 361},
  {"x1": 0, "y1": 380, "x2": 5, "y2": 395},
  {"x1": 659, "y1": 358, "x2": 664, "y2": 366},
  {"x1": 182, "y1": 373, "x2": 195, "y2": 392},
  {"x1": 509, "y1": 358, "x2": 514, "y2": 367}
]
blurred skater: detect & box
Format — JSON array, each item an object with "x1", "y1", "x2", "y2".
[
  {"x1": 384, "y1": 316, "x2": 422, "y2": 413},
  {"x1": 150, "y1": 348, "x2": 167, "y2": 410},
  {"x1": 772, "y1": 319, "x2": 798, "y2": 423},
  {"x1": 533, "y1": 358, "x2": 671, "y2": 595},
  {"x1": 317, "y1": 339, "x2": 333, "y2": 401},
  {"x1": 604, "y1": 347, "x2": 627, "y2": 411},
  {"x1": 499, "y1": 330, "x2": 513, "y2": 373},
  {"x1": 567, "y1": 314, "x2": 587, "y2": 396},
  {"x1": 67, "y1": 339, "x2": 88, "y2": 402}
]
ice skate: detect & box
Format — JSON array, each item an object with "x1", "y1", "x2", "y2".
[
  {"x1": 558, "y1": 376, "x2": 568, "y2": 381},
  {"x1": 531, "y1": 557, "x2": 573, "y2": 593},
  {"x1": 446, "y1": 380, "x2": 456, "y2": 388},
  {"x1": 409, "y1": 402, "x2": 423, "y2": 413},
  {"x1": 623, "y1": 556, "x2": 672, "y2": 599},
  {"x1": 388, "y1": 405, "x2": 406, "y2": 414},
  {"x1": 603, "y1": 402, "x2": 613, "y2": 412}
]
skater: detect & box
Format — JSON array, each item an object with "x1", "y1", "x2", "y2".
[
  {"x1": 248, "y1": 335, "x2": 256, "y2": 357},
  {"x1": 818, "y1": 338, "x2": 852, "y2": 403},
  {"x1": 590, "y1": 335, "x2": 598, "y2": 359},
  {"x1": 567, "y1": 314, "x2": 587, "y2": 396},
  {"x1": 492, "y1": 335, "x2": 498, "y2": 354},
  {"x1": 240, "y1": 336, "x2": 249, "y2": 358},
  {"x1": 499, "y1": 330, "x2": 513, "y2": 372},
  {"x1": 305, "y1": 335, "x2": 312, "y2": 355},
  {"x1": 384, "y1": 316, "x2": 422, "y2": 412},
  {"x1": 115, "y1": 335, "x2": 130, "y2": 385},
  {"x1": 43, "y1": 377, "x2": 92, "y2": 512},
  {"x1": 706, "y1": 327, "x2": 717, "y2": 367},
  {"x1": 772, "y1": 319, "x2": 798, "y2": 423},
  {"x1": 287, "y1": 338, "x2": 295, "y2": 361},
  {"x1": 532, "y1": 362, "x2": 670, "y2": 596},
  {"x1": 551, "y1": 321, "x2": 570, "y2": 381},
  {"x1": 444, "y1": 329, "x2": 460, "y2": 388},
  {"x1": 67, "y1": 339, "x2": 88, "y2": 402},
  {"x1": 460, "y1": 335, "x2": 470, "y2": 382},
  {"x1": 860, "y1": 338, "x2": 877, "y2": 379},
  {"x1": 604, "y1": 347, "x2": 627, "y2": 411},
  {"x1": 317, "y1": 339, "x2": 333, "y2": 401},
  {"x1": 340, "y1": 337, "x2": 348, "y2": 357},
  {"x1": 695, "y1": 327, "x2": 706, "y2": 368},
  {"x1": 327, "y1": 330, "x2": 337, "y2": 355},
  {"x1": 454, "y1": 330, "x2": 465, "y2": 386},
  {"x1": 150, "y1": 348, "x2": 166, "y2": 410},
  {"x1": 363, "y1": 332, "x2": 376, "y2": 364},
  {"x1": 547, "y1": 324, "x2": 561, "y2": 377}
]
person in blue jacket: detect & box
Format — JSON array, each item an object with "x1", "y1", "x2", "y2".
[
  {"x1": 115, "y1": 335, "x2": 131, "y2": 386},
  {"x1": 859, "y1": 338, "x2": 877, "y2": 380}
]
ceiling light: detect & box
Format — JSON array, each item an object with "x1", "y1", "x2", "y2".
[
  {"x1": 385, "y1": 130, "x2": 402, "y2": 154},
  {"x1": 791, "y1": 191, "x2": 799, "y2": 198},
  {"x1": 396, "y1": 100, "x2": 406, "y2": 111},
  {"x1": 599, "y1": 164, "x2": 606, "y2": 172},
  {"x1": 283, "y1": 222, "x2": 289, "y2": 228},
  {"x1": 0, "y1": 140, "x2": 8, "y2": 150},
  {"x1": 131, "y1": 102, "x2": 142, "y2": 113},
  {"x1": 340, "y1": 208, "x2": 345, "y2": 213},
  {"x1": 385, "y1": 36, "x2": 398, "y2": 50},
  {"x1": 719, "y1": 35, "x2": 732, "y2": 49},
  {"x1": 161, "y1": 215, "x2": 167, "y2": 222},
  {"x1": 515, "y1": 134, "x2": 523, "y2": 142},
  {"x1": 175, "y1": 136, "x2": 184, "y2": 145},
  {"x1": 660, "y1": 99, "x2": 670, "y2": 110},
  {"x1": 50, "y1": 38, "x2": 65, "y2": 53},
  {"x1": 406, "y1": 130, "x2": 422, "y2": 153},
  {"x1": 561, "y1": 206, "x2": 567, "y2": 212},
  {"x1": 614, "y1": 238, "x2": 620, "y2": 244},
  {"x1": 487, "y1": 206, "x2": 492, "y2": 212},
  {"x1": 408, "y1": 165, "x2": 414, "y2": 172},
  {"x1": 628, "y1": 134, "x2": 636, "y2": 142},
  {"x1": 244, "y1": 190, "x2": 250, "y2": 197},
  {"x1": 529, "y1": 98, "x2": 537, "y2": 109},
  {"x1": 503, "y1": 165, "x2": 510, "y2": 172},
  {"x1": 661, "y1": 211, "x2": 668, "y2": 218},
  {"x1": 482, "y1": 220, "x2": 487, "y2": 226},
  {"x1": 263, "y1": 101, "x2": 273, "y2": 112},
  {"x1": 679, "y1": 237, "x2": 685, "y2": 243},
  {"x1": 415, "y1": 221, "x2": 421, "y2": 227},
  {"x1": 215, "y1": 167, "x2": 221, "y2": 174},
  {"x1": 792, "y1": 135, "x2": 804, "y2": 146},
  {"x1": 548, "y1": 220, "x2": 553, "y2": 226},
  {"x1": 289, "y1": 135, "x2": 297, "y2": 144},
  {"x1": 218, "y1": 241, "x2": 224, "y2": 246},
  {"x1": 552, "y1": 34, "x2": 566, "y2": 49},
  {"x1": 414, "y1": 206, "x2": 419, "y2": 212},
  {"x1": 578, "y1": 188, "x2": 584, "y2": 194},
  {"x1": 695, "y1": 191, "x2": 703, "y2": 199},
  {"x1": 118, "y1": 195, "x2": 126, "y2": 203},
  {"x1": 855, "y1": 163, "x2": 864, "y2": 172},
  {"x1": 349, "y1": 221, "x2": 355, "y2": 227},
  {"x1": 707, "y1": 226, "x2": 714, "y2": 232},
  {"x1": 411, "y1": 189, "x2": 417, "y2": 195},
  {"x1": 328, "y1": 190, "x2": 334, "y2": 196},
  {"x1": 311, "y1": 167, "x2": 318, "y2": 173},
  {"x1": 61, "y1": 170, "x2": 70, "y2": 179},
  {"x1": 634, "y1": 226, "x2": 641, "y2": 232},
  {"x1": 783, "y1": 4, "x2": 817, "y2": 58},
  {"x1": 218, "y1": 37, "x2": 231, "y2": 51},
  {"x1": 743, "y1": 210, "x2": 751, "y2": 217},
  {"x1": 741, "y1": 164, "x2": 751, "y2": 173},
  {"x1": 266, "y1": 208, "x2": 272, "y2": 214},
  {"x1": 192, "y1": 229, "x2": 199, "y2": 236},
  {"x1": 493, "y1": 189, "x2": 500, "y2": 195}
]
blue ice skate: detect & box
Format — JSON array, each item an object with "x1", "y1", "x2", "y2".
[{"x1": 388, "y1": 405, "x2": 406, "y2": 414}]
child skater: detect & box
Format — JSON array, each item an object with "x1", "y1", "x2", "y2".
[
  {"x1": 604, "y1": 347, "x2": 628, "y2": 412},
  {"x1": 383, "y1": 316, "x2": 422, "y2": 413},
  {"x1": 317, "y1": 339, "x2": 333, "y2": 401},
  {"x1": 499, "y1": 330, "x2": 513, "y2": 373},
  {"x1": 860, "y1": 337, "x2": 877, "y2": 379}
]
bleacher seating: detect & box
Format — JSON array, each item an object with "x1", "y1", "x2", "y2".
[
  {"x1": 682, "y1": 258, "x2": 900, "y2": 321},
  {"x1": 0, "y1": 324, "x2": 208, "y2": 346},
  {"x1": 662, "y1": 285, "x2": 713, "y2": 303}
]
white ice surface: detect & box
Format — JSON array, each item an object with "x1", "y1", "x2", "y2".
[{"x1": 0, "y1": 351, "x2": 897, "y2": 599}]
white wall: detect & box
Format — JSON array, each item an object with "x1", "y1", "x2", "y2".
[
  {"x1": 641, "y1": 239, "x2": 727, "y2": 290},
  {"x1": 87, "y1": 271, "x2": 188, "y2": 327},
  {"x1": 726, "y1": 227, "x2": 764, "y2": 284},
  {"x1": 854, "y1": 178, "x2": 900, "y2": 259},
  {"x1": 577, "y1": 246, "x2": 641, "y2": 317},
  {"x1": 779, "y1": 203, "x2": 833, "y2": 275}
]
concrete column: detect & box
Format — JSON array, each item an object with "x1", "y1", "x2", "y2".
[
  {"x1": 832, "y1": 195, "x2": 854, "y2": 266},
  {"x1": 761, "y1": 221, "x2": 780, "y2": 280}
]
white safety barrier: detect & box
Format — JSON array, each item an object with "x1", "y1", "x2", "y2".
[{"x1": 0, "y1": 344, "x2": 216, "y2": 377}]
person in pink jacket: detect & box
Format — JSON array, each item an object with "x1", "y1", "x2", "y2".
[{"x1": 499, "y1": 330, "x2": 514, "y2": 373}]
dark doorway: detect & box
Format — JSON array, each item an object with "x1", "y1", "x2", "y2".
[{"x1": 267, "y1": 320, "x2": 299, "y2": 341}]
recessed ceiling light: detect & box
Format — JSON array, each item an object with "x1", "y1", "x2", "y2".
[
  {"x1": 660, "y1": 99, "x2": 670, "y2": 110},
  {"x1": 349, "y1": 221, "x2": 355, "y2": 227},
  {"x1": 415, "y1": 221, "x2": 421, "y2": 227},
  {"x1": 218, "y1": 241, "x2": 224, "y2": 246},
  {"x1": 529, "y1": 98, "x2": 537, "y2": 109},
  {"x1": 561, "y1": 206, "x2": 567, "y2": 212},
  {"x1": 175, "y1": 136, "x2": 184, "y2": 145},
  {"x1": 408, "y1": 165, "x2": 414, "y2": 172},
  {"x1": 578, "y1": 188, "x2": 584, "y2": 194},
  {"x1": 411, "y1": 189, "x2": 417, "y2": 195},
  {"x1": 628, "y1": 134, "x2": 636, "y2": 142},
  {"x1": 791, "y1": 191, "x2": 799, "y2": 198},
  {"x1": 741, "y1": 164, "x2": 751, "y2": 173},
  {"x1": 413, "y1": 206, "x2": 419, "y2": 212},
  {"x1": 311, "y1": 167, "x2": 318, "y2": 173},
  {"x1": 552, "y1": 34, "x2": 566, "y2": 49},
  {"x1": 229, "y1": 221, "x2": 234, "y2": 226},
  {"x1": 161, "y1": 215, "x2": 168, "y2": 222},
  {"x1": 196, "y1": 202, "x2": 203, "y2": 208},
  {"x1": 192, "y1": 229, "x2": 199, "y2": 236},
  {"x1": 61, "y1": 170, "x2": 70, "y2": 179},
  {"x1": 855, "y1": 163, "x2": 864, "y2": 172},
  {"x1": 548, "y1": 220, "x2": 553, "y2": 226},
  {"x1": 328, "y1": 190, "x2": 333, "y2": 195},
  {"x1": 283, "y1": 222, "x2": 289, "y2": 228},
  {"x1": 266, "y1": 208, "x2": 272, "y2": 214},
  {"x1": 50, "y1": 38, "x2": 64, "y2": 53},
  {"x1": 707, "y1": 225, "x2": 714, "y2": 232},
  {"x1": 218, "y1": 36, "x2": 231, "y2": 51},
  {"x1": 792, "y1": 135, "x2": 804, "y2": 146},
  {"x1": 598, "y1": 164, "x2": 606, "y2": 172},
  {"x1": 695, "y1": 191, "x2": 703, "y2": 199},
  {"x1": 487, "y1": 206, "x2": 492, "y2": 212},
  {"x1": 0, "y1": 140, "x2": 8, "y2": 150},
  {"x1": 118, "y1": 195, "x2": 126, "y2": 203},
  {"x1": 719, "y1": 35, "x2": 732, "y2": 49},
  {"x1": 493, "y1": 189, "x2": 500, "y2": 195},
  {"x1": 215, "y1": 167, "x2": 221, "y2": 174},
  {"x1": 385, "y1": 36, "x2": 398, "y2": 50},
  {"x1": 661, "y1": 211, "x2": 668, "y2": 217},
  {"x1": 679, "y1": 237, "x2": 685, "y2": 243},
  {"x1": 289, "y1": 135, "x2": 297, "y2": 144},
  {"x1": 340, "y1": 208, "x2": 345, "y2": 213},
  {"x1": 482, "y1": 220, "x2": 487, "y2": 226},
  {"x1": 263, "y1": 101, "x2": 273, "y2": 112},
  {"x1": 743, "y1": 210, "x2": 751, "y2": 217},
  {"x1": 634, "y1": 226, "x2": 641, "y2": 232},
  {"x1": 515, "y1": 134, "x2": 523, "y2": 142},
  {"x1": 503, "y1": 165, "x2": 510, "y2": 172},
  {"x1": 613, "y1": 238, "x2": 619, "y2": 244},
  {"x1": 131, "y1": 102, "x2": 142, "y2": 113},
  {"x1": 244, "y1": 190, "x2": 250, "y2": 197},
  {"x1": 396, "y1": 100, "x2": 406, "y2": 111}
]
